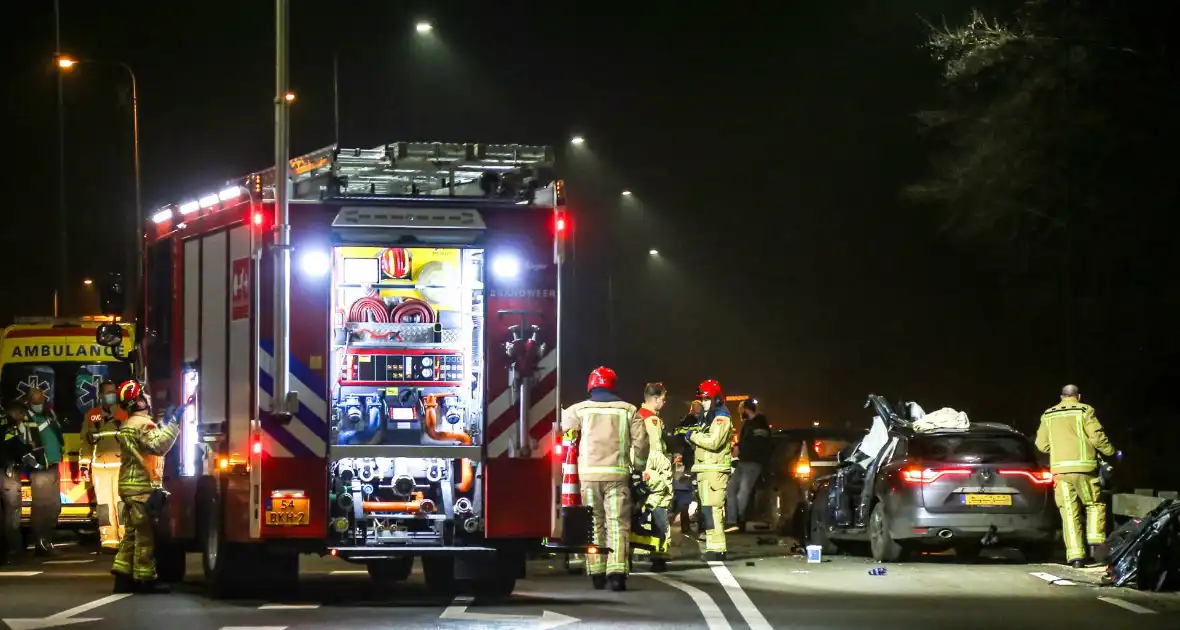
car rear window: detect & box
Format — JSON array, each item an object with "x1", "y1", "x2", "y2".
[
  {"x1": 911, "y1": 433, "x2": 1038, "y2": 464},
  {"x1": 811, "y1": 439, "x2": 851, "y2": 460}
]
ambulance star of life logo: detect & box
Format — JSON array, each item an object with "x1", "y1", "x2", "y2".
[
  {"x1": 76, "y1": 374, "x2": 101, "y2": 410},
  {"x1": 16, "y1": 376, "x2": 50, "y2": 402}
]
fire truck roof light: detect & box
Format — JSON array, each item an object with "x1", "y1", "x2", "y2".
[
  {"x1": 218, "y1": 187, "x2": 243, "y2": 201},
  {"x1": 300, "y1": 250, "x2": 330, "y2": 277},
  {"x1": 151, "y1": 209, "x2": 173, "y2": 224},
  {"x1": 199, "y1": 194, "x2": 219, "y2": 209},
  {"x1": 491, "y1": 255, "x2": 521, "y2": 278},
  {"x1": 178, "y1": 201, "x2": 200, "y2": 215}
]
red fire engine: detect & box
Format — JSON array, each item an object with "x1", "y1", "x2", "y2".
[{"x1": 97, "y1": 142, "x2": 582, "y2": 595}]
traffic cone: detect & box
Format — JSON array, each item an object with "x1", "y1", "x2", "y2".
[{"x1": 561, "y1": 432, "x2": 581, "y2": 507}]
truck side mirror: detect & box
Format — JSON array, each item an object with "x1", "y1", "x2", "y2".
[
  {"x1": 95, "y1": 323, "x2": 124, "y2": 348},
  {"x1": 99, "y1": 273, "x2": 126, "y2": 316}
]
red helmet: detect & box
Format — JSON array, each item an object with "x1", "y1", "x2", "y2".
[
  {"x1": 587, "y1": 366, "x2": 617, "y2": 392},
  {"x1": 117, "y1": 380, "x2": 144, "y2": 410},
  {"x1": 695, "y1": 379, "x2": 723, "y2": 400}
]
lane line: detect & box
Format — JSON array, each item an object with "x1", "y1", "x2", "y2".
[
  {"x1": 1029, "y1": 571, "x2": 1075, "y2": 586},
  {"x1": 708, "y1": 562, "x2": 773, "y2": 630},
  {"x1": 638, "y1": 572, "x2": 731, "y2": 630},
  {"x1": 329, "y1": 570, "x2": 368, "y2": 575},
  {"x1": 0, "y1": 571, "x2": 43, "y2": 577},
  {"x1": 48, "y1": 594, "x2": 133, "y2": 620},
  {"x1": 258, "y1": 604, "x2": 321, "y2": 610},
  {"x1": 219, "y1": 627, "x2": 288, "y2": 630},
  {"x1": 43, "y1": 560, "x2": 94, "y2": 565},
  {"x1": 1098, "y1": 596, "x2": 1157, "y2": 614}
]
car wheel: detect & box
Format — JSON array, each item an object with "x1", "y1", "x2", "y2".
[
  {"x1": 807, "y1": 503, "x2": 838, "y2": 555},
  {"x1": 868, "y1": 502, "x2": 906, "y2": 562}
]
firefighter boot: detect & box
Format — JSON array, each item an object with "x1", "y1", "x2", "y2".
[
  {"x1": 608, "y1": 573, "x2": 627, "y2": 592},
  {"x1": 591, "y1": 574, "x2": 607, "y2": 590},
  {"x1": 701, "y1": 551, "x2": 727, "y2": 562},
  {"x1": 111, "y1": 571, "x2": 135, "y2": 594},
  {"x1": 34, "y1": 538, "x2": 56, "y2": 558},
  {"x1": 1070, "y1": 559, "x2": 1086, "y2": 569},
  {"x1": 651, "y1": 558, "x2": 668, "y2": 573}
]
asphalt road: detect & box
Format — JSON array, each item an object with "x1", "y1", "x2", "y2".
[{"x1": 1, "y1": 537, "x2": 1177, "y2": 629}]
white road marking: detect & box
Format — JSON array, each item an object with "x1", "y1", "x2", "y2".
[
  {"x1": 219, "y1": 627, "x2": 288, "y2": 630},
  {"x1": 0, "y1": 571, "x2": 43, "y2": 577},
  {"x1": 639, "y1": 572, "x2": 731, "y2": 630},
  {"x1": 1098, "y1": 596, "x2": 1157, "y2": 614},
  {"x1": 709, "y1": 561, "x2": 772, "y2": 630},
  {"x1": 3, "y1": 593, "x2": 132, "y2": 630},
  {"x1": 440, "y1": 596, "x2": 578, "y2": 629},
  {"x1": 258, "y1": 604, "x2": 321, "y2": 610},
  {"x1": 43, "y1": 560, "x2": 94, "y2": 565},
  {"x1": 1029, "y1": 571, "x2": 1075, "y2": 585},
  {"x1": 329, "y1": 570, "x2": 368, "y2": 575},
  {"x1": 48, "y1": 594, "x2": 133, "y2": 619}
]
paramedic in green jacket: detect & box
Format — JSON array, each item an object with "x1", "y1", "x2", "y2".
[
  {"x1": 1035, "y1": 384, "x2": 1116, "y2": 568},
  {"x1": 24, "y1": 388, "x2": 64, "y2": 556}
]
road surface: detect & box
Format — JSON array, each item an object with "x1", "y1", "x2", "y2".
[{"x1": 1, "y1": 537, "x2": 1177, "y2": 629}]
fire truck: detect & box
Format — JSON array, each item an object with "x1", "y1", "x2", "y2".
[{"x1": 94, "y1": 141, "x2": 585, "y2": 596}]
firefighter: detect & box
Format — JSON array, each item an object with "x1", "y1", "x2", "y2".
[
  {"x1": 82, "y1": 381, "x2": 127, "y2": 551},
  {"x1": 1035, "y1": 384, "x2": 1116, "y2": 568},
  {"x1": 684, "y1": 379, "x2": 733, "y2": 561},
  {"x1": 23, "y1": 388, "x2": 64, "y2": 556},
  {"x1": 111, "y1": 380, "x2": 179, "y2": 594},
  {"x1": 560, "y1": 366, "x2": 648, "y2": 592},
  {"x1": 635, "y1": 382, "x2": 672, "y2": 571},
  {"x1": 1, "y1": 403, "x2": 31, "y2": 565}
]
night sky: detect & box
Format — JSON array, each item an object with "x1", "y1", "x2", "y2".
[{"x1": 3, "y1": 2, "x2": 1157, "y2": 459}]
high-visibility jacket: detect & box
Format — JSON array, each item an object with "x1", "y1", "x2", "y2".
[
  {"x1": 637, "y1": 407, "x2": 672, "y2": 509},
  {"x1": 561, "y1": 394, "x2": 647, "y2": 483},
  {"x1": 689, "y1": 405, "x2": 733, "y2": 474},
  {"x1": 116, "y1": 411, "x2": 179, "y2": 498},
  {"x1": 82, "y1": 407, "x2": 126, "y2": 461},
  {"x1": 1035, "y1": 397, "x2": 1115, "y2": 474}
]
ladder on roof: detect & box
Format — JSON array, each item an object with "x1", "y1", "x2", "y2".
[{"x1": 242, "y1": 142, "x2": 556, "y2": 203}]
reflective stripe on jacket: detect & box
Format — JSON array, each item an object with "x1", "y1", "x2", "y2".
[
  {"x1": 117, "y1": 411, "x2": 179, "y2": 497},
  {"x1": 1034, "y1": 397, "x2": 1115, "y2": 474},
  {"x1": 560, "y1": 398, "x2": 647, "y2": 482},
  {"x1": 690, "y1": 405, "x2": 733, "y2": 473}
]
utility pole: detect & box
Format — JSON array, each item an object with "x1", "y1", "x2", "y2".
[
  {"x1": 332, "y1": 52, "x2": 340, "y2": 147},
  {"x1": 54, "y1": 0, "x2": 68, "y2": 315},
  {"x1": 273, "y1": 0, "x2": 293, "y2": 412}
]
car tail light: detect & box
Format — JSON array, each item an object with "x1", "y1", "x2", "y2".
[
  {"x1": 901, "y1": 467, "x2": 972, "y2": 484},
  {"x1": 999, "y1": 469, "x2": 1053, "y2": 485}
]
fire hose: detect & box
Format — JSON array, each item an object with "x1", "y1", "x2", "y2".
[
  {"x1": 390, "y1": 298, "x2": 434, "y2": 323},
  {"x1": 348, "y1": 297, "x2": 389, "y2": 323}
]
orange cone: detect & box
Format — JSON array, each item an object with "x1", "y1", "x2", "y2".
[{"x1": 561, "y1": 432, "x2": 581, "y2": 507}]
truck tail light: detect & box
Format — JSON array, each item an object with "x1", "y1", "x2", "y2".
[
  {"x1": 901, "y1": 467, "x2": 972, "y2": 484},
  {"x1": 252, "y1": 436, "x2": 262, "y2": 456}
]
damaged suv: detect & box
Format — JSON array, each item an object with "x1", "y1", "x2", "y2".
[{"x1": 808, "y1": 395, "x2": 1057, "y2": 562}]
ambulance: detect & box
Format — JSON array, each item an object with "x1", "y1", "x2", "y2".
[{"x1": 0, "y1": 317, "x2": 135, "y2": 540}]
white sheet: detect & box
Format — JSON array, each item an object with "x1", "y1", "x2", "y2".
[{"x1": 912, "y1": 407, "x2": 970, "y2": 432}]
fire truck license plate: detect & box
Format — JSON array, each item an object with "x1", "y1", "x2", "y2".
[
  {"x1": 266, "y1": 498, "x2": 309, "y2": 526},
  {"x1": 21, "y1": 486, "x2": 32, "y2": 502}
]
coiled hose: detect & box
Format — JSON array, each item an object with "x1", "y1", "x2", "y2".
[{"x1": 348, "y1": 297, "x2": 389, "y2": 323}]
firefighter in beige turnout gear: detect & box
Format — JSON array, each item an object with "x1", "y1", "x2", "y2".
[
  {"x1": 633, "y1": 382, "x2": 672, "y2": 571},
  {"x1": 111, "y1": 381, "x2": 179, "y2": 594},
  {"x1": 1035, "y1": 384, "x2": 1116, "y2": 568},
  {"x1": 560, "y1": 366, "x2": 648, "y2": 592},
  {"x1": 685, "y1": 379, "x2": 733, "y2": 561},
  {"x1": 81, "y1": 381, "x2": 128, "y2": 551}
]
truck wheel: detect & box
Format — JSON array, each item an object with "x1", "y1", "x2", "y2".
[
  {"x1": 472, "y1": 551, "x2": 520, "y2": 598},
  {"x1": 368, "y1": 557, "x2": 414, "y2": 583},
  {"x1": 156, "y1": 541, "x2": 188, "y2": 583},
  {"x1": 868, "y1": 502, "x2": 907, "y2": 562},
  {"x1": 200, "y1": 481, "x2": 259, "y2": 598},
  {"x1": 422, "y1": 556, "x2": 456, "y2": 595}
]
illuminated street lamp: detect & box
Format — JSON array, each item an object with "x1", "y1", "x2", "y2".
[
  {"x1": 649, "y1": 249, "x2": 659, "y2": 257},
  {"x1": 57, "y1": 54, "x2": 141, "y2": 315},
  {"x1": 416, "y1": 21, "x2": 433, "y2": 34},
  {"x1": 813, "y1": 421, "x2": 820, "y2": 427},
  {"x1": 284, "y1": 91, "x2": 296, "y2": 103},
  {"x1": 82, "y1": 278, "x2": 94, "y2": 286},
  {"x1": 570, "y1": 135, "x2": 585, "y2": 146},
  {"x1": 621, "y1": 189, "x2": 632, "y2": 196}
]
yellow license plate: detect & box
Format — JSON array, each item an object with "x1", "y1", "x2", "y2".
[
  {"x1": 964, "y1": 493, "x2": 1012, "y2": 506},
  {"x1": 20, "y1": 486, "x2": 32, "y2": 502},
  {"x1": 265, "y1": 498, "x2": 309, "y2": 526}
]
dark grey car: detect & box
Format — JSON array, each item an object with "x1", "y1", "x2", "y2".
[{"x1": 809, "y1": 421, "x2": 1057, "y2": 562}]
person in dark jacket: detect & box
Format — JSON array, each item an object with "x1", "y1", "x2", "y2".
[
  {"x1": 670, "y1": 401, "x2": 703, "y2": 535},
  {"x1": 1, "y1": 403, "x2": 32, "y2": 564},
  {"x1": 726, "y1": 399, "x2": 771, "y2": 531},
  {"x1": 24, "y1": 388, "x2": 65, "y2": 556}
]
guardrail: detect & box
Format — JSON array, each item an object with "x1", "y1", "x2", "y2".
[{"x1": 1112, "y1": 489, "x2": 1178, "y2": 518}]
